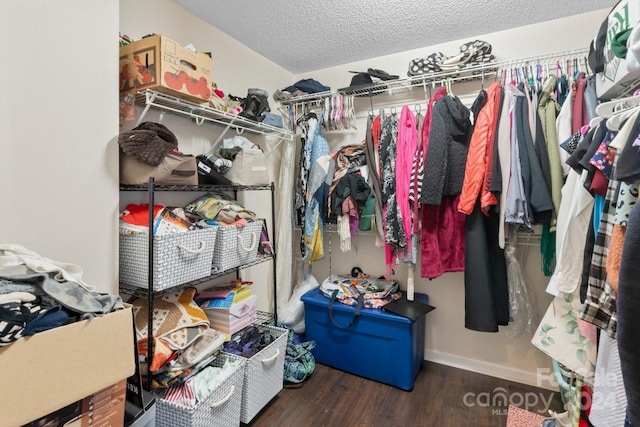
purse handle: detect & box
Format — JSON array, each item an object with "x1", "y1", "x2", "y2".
[{"x1": 328, "y1": 289, "x2": 363, "y2": 329}]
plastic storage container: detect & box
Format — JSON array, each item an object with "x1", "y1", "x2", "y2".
[{"x1": 301, "y1": 288, "x2": 428, "y2": 390}]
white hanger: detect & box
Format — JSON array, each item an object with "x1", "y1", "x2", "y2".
[
  {"x1": 606, "y1": 105, "x2": 640, "y2": 131},
  {"x1": 595, "y1": 94, "x2": 640, "y2": 118}
]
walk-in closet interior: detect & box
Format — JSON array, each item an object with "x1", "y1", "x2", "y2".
[{"x1": 1, "y1": 0, "x2": 638, "y2": 426}]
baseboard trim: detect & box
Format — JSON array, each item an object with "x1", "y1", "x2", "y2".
[{"x1": 424, "y1": 349, "x2": 559, "y2": 391}]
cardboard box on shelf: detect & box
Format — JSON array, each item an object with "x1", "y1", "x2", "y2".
[
  {"x1": 119, "y1": 34, "x2": 213, "y2": 103},
  {"x1": 0, "y1": 307, "x2": 135, "y2": 427}
]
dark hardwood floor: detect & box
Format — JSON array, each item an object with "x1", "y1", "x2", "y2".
[{"x1": 246, "y1": 361, "x2": 564, "y2": 427}]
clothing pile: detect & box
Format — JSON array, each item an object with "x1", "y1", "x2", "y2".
[
  {"x1": 132, "y1": 287, "x2": 227, "y2": 389},
  {"x1": 407, "y1": 40, "x2": 496, "y2": 77},
  {"x1": 223, "y1": 325, "x2": 275, "y2": 358},
  {"x1": 118, "y1": 121, "x2": 178, "y2": 167},
  {"x1": 161, "y1": 356, "x2": 242, "y2": 408},
  {"x1": 273, "y1": 78, "x2": 330, "y2": 102},
  {"x1": 0, "y1": 244, "x2": 124, "y2": 347}
]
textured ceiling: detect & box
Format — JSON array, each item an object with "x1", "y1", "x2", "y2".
[{"x1": 175, "y1": 0, "x2": 614, "y2": 74}]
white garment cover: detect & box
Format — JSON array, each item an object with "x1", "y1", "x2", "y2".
[{"x1": 275, "y1": 138, "x2": 296, "y2": 312}]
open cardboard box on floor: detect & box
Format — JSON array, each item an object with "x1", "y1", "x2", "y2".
[{"x1": 0, "y1": 307, "x2": 135, "y2": 427}]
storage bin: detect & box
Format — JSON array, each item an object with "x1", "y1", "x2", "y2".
[
  {"x1": 155, "y1": 353, "x2": 246, "y2": 427},
  {"x1": 211, "y1": 220, "x2": 263, "y2": 273},
  {"x1": 119, "y1": 227, "x2": 217, "y2": 291},
  {"x1": 301, "y1": 288, "x2": 428, "y2": 391},
  {"x1": 224, "y1": 324, "x2": 288, "y2": 423}
]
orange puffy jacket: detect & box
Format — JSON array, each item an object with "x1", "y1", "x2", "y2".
[{"x1": 457, "y1": 82, "x2": 501, "y2": 215}]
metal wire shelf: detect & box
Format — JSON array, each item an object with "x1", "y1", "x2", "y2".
[
  {"x1": 254, "y1": 310, "x2": 276, "y2": 326},
  {"x1": 132, "y1": 89, "x2": 294, "y2": 142},
  {"x1": 119, "y1": 253, "x2": 275, "y2": 298},
  {"x1": 279, "y1": 47, "x2": 591, "y2": 105},
  {"x1": 120, "y1": 183, "x2": 273, "y2": 192}
]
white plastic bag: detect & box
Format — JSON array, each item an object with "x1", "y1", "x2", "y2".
[{"x1": 278, "y1": 274, "x2": 319, "y2": 333}]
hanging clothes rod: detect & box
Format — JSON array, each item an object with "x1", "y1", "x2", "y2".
[{"x1": 281, "y1": 47, "x2": 591, "y2": 106}]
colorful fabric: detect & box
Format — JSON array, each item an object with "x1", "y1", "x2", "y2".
[
  {"x1": 302, "y1": 117, "x2": 331, "y2": 275},
  {"x1": 395, "y1": 106, "x2": 417, "y2": 244},
  {"x1": 380, "y1": 113, "x2": 404, "y2": 273},
  {"x1": 458, "y1": 82, "x2": 502, "y2": 215},
  {"x1": 420, "y1": 196, "x2": 466, "y2": 279},
  {"x1": 532, "y1": 291, "x2": 597, "y2": 378},
  {"x1": 133, "y1": 287, "x2": 210, "y2": 350},
  {"x1": 588, "y1": 134, "x2": 615, "y2": 178},
  {"x1": 184, "y1": 193, "x2": 256, "y2": 223},
  {"x1": 506, "y1": 405, "x2": 546, "y2": 427},
  {"x1": 606, "y1": 224, "x2": 625, "y2": 295},
  {"x1": 580, "y1": 178, "x2": 619, "y2": 339},
  {"x1": 163, "y1": 378, "x2": 196, "y2": 408}
]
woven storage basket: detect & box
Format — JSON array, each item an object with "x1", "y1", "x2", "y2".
[
  {"x1": 156, "y1": 353, "x2": 246, "y2": 427},
  {"x1": 225, "y1": 324, "x2": 287, "y2": 424},
  {"x1": 211, "y1": 220, "x2": 263, "y2": 273},
  {"x1": 119, "y1": 227, "x2": 217, "y2": 291}
]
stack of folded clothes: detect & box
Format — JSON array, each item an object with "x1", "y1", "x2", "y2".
[
  {"x1": 273, "y1": 78, "x2": 330, "y2": 102},
  {"x1": 407, "y1": 40, "x2": 496, "y2": 77}
]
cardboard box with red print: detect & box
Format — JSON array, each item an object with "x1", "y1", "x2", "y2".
[{"x1": 119, "y1": 34, "x2": 213, "y2": 103}]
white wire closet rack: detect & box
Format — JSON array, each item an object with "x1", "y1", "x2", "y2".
[
  {"x1": 280, "y1": 47, "x2": 592, "y2": 106},
  {"x1": 133, "y1": 89, "x2": 295, "y2": 143}
]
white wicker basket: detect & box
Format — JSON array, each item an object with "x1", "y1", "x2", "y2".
[
  {"x1": 155, "y1": 353, "x2": 246, "y2": 427},
  {"x1": 225, "y1": 324, "x2": 287, "y2": 424},
  {"x1": 211, "y1": 220, "x2": 263, "y2": 273},
  {"x1": 119, "y1": 227, "x2": 217, "y2": 291}
]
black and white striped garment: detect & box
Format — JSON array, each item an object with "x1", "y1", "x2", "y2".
[
  {"x1": 0, "y1": 301, "x2": 41, "y2": 346},
  {"x1": 408, "y1": 147, "x2": 425, "y2": 203}
]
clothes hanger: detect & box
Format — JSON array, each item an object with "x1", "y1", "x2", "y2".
[
  {"x1": 595, "y1": 94, "x2": 640, "y2": 118},
  {"x1": 607, "y1": 106, "x2": 639, "y2": 131},
  {"x1": 446, "y1": 77, "x2": 455, "y2": 98},
  {"x1": 348, "y1": 96, "x2": 357, "y2": 130}
]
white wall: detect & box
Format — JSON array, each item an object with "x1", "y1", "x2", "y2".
[
  {"x1": 0, "y1": 1, "x2": 119, "y2": 293},
  {"x1": 294, "y1": 8, "x2": 610, "y2": 389},
  {"x1": 119, "y1": 0, "x2": 295, "y2": 312}
]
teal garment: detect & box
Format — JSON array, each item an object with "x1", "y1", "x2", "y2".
[
  {"x1": 612, "y1": 28, "x2": 633, "y2": 59},
  {"x1": 594, "y1": 194, "x2": 606, "y2": 234}
]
